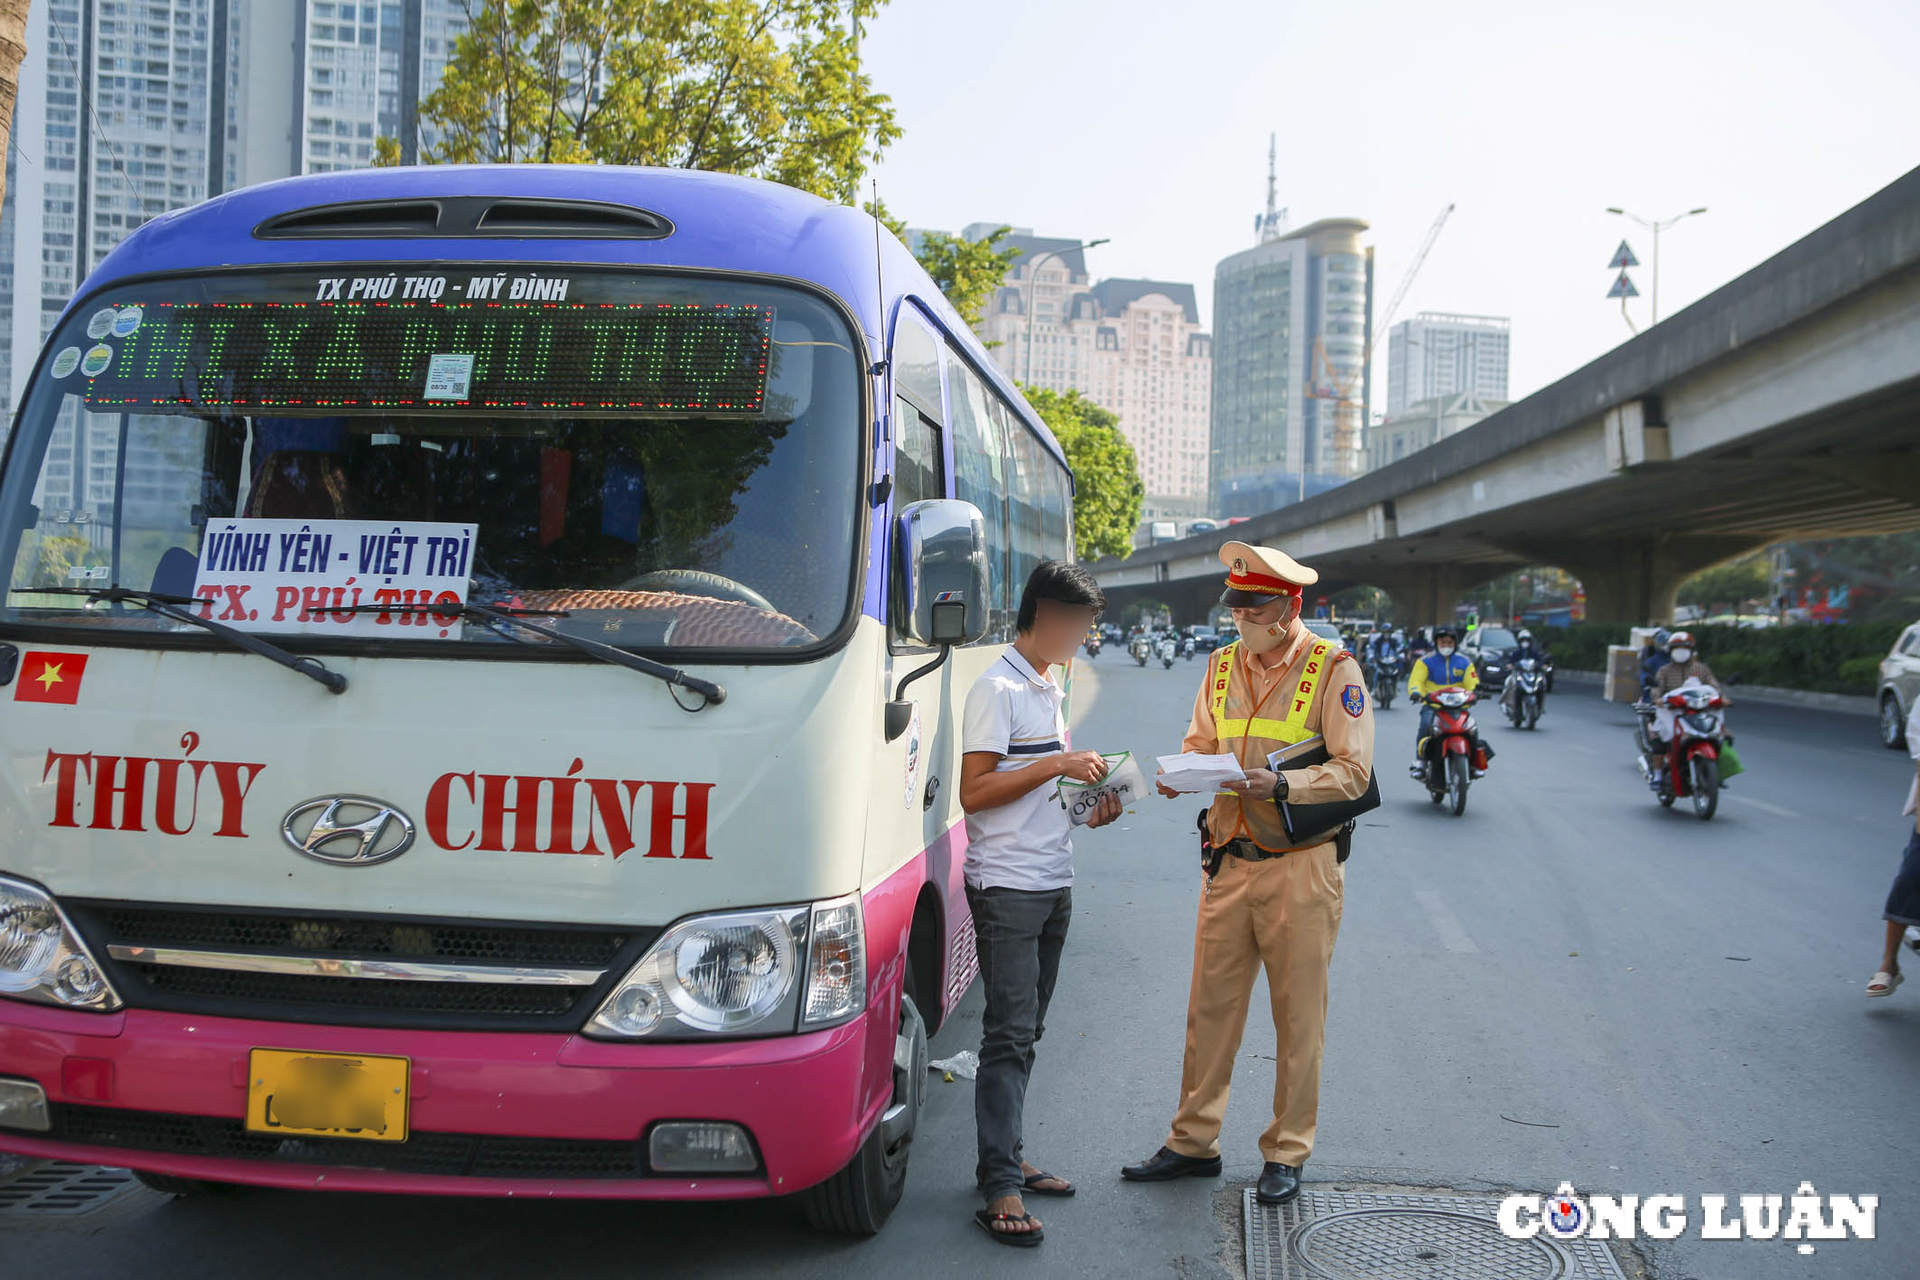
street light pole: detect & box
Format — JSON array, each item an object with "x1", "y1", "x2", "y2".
[
  {"x1": 1605, "y1": 205, "x2": 1708, "y2": 324},
  {"x1": 1021, "y1": 238, "x2": 1108, "y2": 385}
]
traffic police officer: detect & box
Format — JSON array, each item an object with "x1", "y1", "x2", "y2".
[{"x1": 1121, "y1": 541, "x2": 1374, "y2": 1205}]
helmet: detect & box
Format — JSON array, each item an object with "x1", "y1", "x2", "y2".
[
  {"x1": 1433, "y1": 625, "x2": 1458, "y2": 644},
  {"x1": 1517, "y1": 628, "x2": 1533, "y2": 642},
  {"x1": 1665, "y1": 629, "x2": 1695, "y2": 652},
  {"x1": 1653, "y1": 627, "x2": 1671, "y2": 647}
]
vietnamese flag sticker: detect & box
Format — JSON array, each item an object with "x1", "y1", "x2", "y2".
[{"x1": 15, "y1": 651, "x2": 88, "y2": 704}]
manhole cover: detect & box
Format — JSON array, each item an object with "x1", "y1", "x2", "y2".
[
  {"x1": 0, "y1": 1162, "x2": 141, "y2": 1216},
  {"x1": 1292, "y1": 1208, "x2": 1570, "y2": 1279},
  {"x1": 1247, "y1": 1189, "x2": 1630, "y2": 1280}
]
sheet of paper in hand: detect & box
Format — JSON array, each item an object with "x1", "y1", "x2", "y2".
[
  {"x1": 1154, "y1": 751, "x2": 1247, "y2": 793},
  {"x1": 1058, "y1": 751, "x2": 1147, "y2": 826}
]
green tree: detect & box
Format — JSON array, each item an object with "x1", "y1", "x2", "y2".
[
  {"x1": 1677, "y1": 556, "x2": 1770, "y2": 616},
  {"x1": 907, "y1": 227, "x2": 1019, "y2": 330},
  {"x1": 1020, "y1": 386, "x2": 1143, "y2": 562},
  {"x1": 390, "y1": 0, "x2": 899, "y2": 203}
]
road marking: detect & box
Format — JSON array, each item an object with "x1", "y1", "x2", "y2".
[
  {"x1": 1414, "y1": 888, "x2": 1481, "y2": 953},
  {"x1": 1729, "y1": 793, "x2": 1799, "y2": 819}
]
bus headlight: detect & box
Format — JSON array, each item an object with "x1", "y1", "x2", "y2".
[
  {"x1": 586, "y1": 895, "x2": 867, "y2": 1040},
  {"x1": 0, "y1": 875, "x2": 120, "y2": 1012},
  {"x1": 587, "y1": 905, "x2": 807, "y2": 1039}
]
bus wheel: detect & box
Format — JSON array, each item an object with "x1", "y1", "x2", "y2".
[{"x1": 801, "y1": 979, "x2": 927, "y2": 1235}]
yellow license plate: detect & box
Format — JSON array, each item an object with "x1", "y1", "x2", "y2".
[{"x1": 246, "y1": 1048, "x2": 410, "y2": 1142}]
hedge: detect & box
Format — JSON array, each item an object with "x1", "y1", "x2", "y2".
[{"x1": 1530, "y1": 621, "x2": 1907, "y2": 695}]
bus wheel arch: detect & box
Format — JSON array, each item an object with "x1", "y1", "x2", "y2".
[{"x1": 906, "y1": 887, "x2": 946, "y2": 1034}]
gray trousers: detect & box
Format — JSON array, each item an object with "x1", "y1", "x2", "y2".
[{"x1": 966, "y1": 882, "x2": 1072, "y2": 1203}]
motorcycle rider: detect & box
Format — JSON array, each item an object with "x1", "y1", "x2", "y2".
[
  {"x1": 1644, "y1": 630, "x2": 1730, "y2": 787},
  {"x1": 1638, "y1": 627, "x2": 1672, "y2": 699},
  {"x1": 1498, "y1": 628, "x2": 1547, "y2": 716},
  {"x1": 1363, "y1": 624, "x2": 1396, "y2": 668},
  {"x1": 1407, "y1": 625, "x2": 1495, "y2": 780}
]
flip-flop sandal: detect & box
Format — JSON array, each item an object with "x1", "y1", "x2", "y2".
[
  {"x1": 1022, "y1": 1169, "x2": 1076, "y2": 1197},
  {"x1": 1867, "y1": 969, "x2": 1903, "y2": 997},
  {"x1": 974, "y1": 1208, "x2": 1044, "y2": 1246}
]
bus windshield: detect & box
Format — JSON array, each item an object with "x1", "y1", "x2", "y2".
[{"x1": 0, "y1": 266, "x2": 861, "y2": 655}]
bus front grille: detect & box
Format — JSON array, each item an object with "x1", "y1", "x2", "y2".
[{"x1": 63, "y1": 901, "x2": 656, "y2": 1032}]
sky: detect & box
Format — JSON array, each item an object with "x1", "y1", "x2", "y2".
[{"x1": 861, "y1": 0, "x2": 1920, "y2": 408}]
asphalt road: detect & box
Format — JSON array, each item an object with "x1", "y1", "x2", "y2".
[{"x1": 4, "y1": 651, "x2": 1917, "y2": 1278}]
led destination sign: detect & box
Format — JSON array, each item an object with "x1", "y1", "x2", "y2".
[{"x1": 69, "y1": 282, "x2": 773, "y2": 415}]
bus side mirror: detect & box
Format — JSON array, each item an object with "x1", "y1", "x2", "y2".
[
  {"x1": 886, "y1": 499, "x2": 988, "y2": 741},
  {"x1": 891, "y1": 498, "x2": 988, "y2": 649}
]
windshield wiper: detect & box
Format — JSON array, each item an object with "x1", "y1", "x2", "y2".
[
  {"x1": 313, "y1": 600, "x2": 726, "y2": 710},
  {"x1": 10, "y1": 586, "x2": 347, "y2": 694}
]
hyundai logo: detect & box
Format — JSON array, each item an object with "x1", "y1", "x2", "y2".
[{"x1": 281, "y1": 795, "x2": 416, "y2": 866}]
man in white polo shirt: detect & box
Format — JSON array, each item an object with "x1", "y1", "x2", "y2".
[{"x1": 959, "y1": 560, "x2": 1122, "y2": 1247}]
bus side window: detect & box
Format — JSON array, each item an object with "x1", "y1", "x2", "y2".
[
  {"x1": 893, "y1": 395, "x2": 944, "y2": 508},
  {"x1": 1041, "y1": 463, "x2": 1072, "y2": 562},
  {"x1": 1004, "y1": 413, "x2": 1049, "y2": 594},
  {"x1": 947, "y1": 354, "x2": 1013, "y2": 643}
]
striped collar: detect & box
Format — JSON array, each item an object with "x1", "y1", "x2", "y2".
[{"x1": 1000, "y1": 646, "x2": 1061, "y2": 695}]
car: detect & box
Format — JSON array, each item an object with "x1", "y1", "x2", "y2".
[
  {"x1": 1185, "y1": 624, "x2": 1220, "y2": 652},
  {"x1": 1303, "y1": 618, "x2": 1343, "y2": 644},
  {"x1": 1460, "y1": 625, "x2": 1519, "y2": 686},
  {"x1": 1879, "y1": 620, "x2": 1920, "y2": 748}
]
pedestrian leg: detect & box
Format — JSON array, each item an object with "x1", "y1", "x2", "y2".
[{"x1": 968, "y1": 886, "x2": 1053, "y2": 1206}]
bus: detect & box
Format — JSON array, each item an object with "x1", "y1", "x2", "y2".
[{"x1": 0, "y1": 165, "x2": 1075, "y2": 1234}]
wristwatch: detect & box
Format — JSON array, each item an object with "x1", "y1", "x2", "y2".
[{"x1": 1272, "y1": 771, "x2": 1290, "y2": 802}]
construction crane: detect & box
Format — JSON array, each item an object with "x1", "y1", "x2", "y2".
[{"x1": 1310, "y1": 202, "x2": 1454, "y2": 476}]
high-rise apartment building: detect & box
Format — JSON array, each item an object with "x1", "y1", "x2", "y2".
[
  {"x1": 1385, "y1": 311, "x2": 1510, "y2": 417},
  {"x1": 0, "y1": 1, "x2": 471, "y2": 416},
  {"x1": 294, "y1": 0, "x2": 468, "y2": 171},
  {"x1": 966, "y1": 227, "x2": 1212, "y2": 515}
]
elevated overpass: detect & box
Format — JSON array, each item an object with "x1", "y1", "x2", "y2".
[{"x1": 1093, "y1": 165, "x2": 1920, "y2": 625}]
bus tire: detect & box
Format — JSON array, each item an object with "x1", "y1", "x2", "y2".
[{"x1": 801, "y1": 980, "x2": 927, "y2": 1235}]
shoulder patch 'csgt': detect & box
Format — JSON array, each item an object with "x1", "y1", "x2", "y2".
[{"x1": 1340, "y1": 684, "x2": 1366, "y2": 718}]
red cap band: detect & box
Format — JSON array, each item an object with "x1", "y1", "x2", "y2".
[{"x1": 1223, "y1": 567, "x2": 1301, "y2": 596}]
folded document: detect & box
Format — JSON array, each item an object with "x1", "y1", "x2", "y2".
[{"x1": 1154, "y1": 751, "x2": 1246, "y2": 793}]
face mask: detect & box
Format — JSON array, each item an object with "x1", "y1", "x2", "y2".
[
  {"x1": 1670, "y1": 647, "x2": 1692, "y2": 663},
  {"x1": 1236, "y1": 615, "x2": 1289, "y2": 653},
  {"x1": 1436, "y1": 645, "x2": 1455, "y2": 658}
]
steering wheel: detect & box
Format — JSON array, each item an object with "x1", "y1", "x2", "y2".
[{"x1": 617, "y1": 568, "x2": 776, "y2": 613}]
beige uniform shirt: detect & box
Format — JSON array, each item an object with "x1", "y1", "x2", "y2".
[{"x1": 1180, "y1": 623, "x2": 1376, "y2": 849}]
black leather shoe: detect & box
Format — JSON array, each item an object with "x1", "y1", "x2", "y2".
[
  {"x1": 1120, "y1": 1146, "x2": 1223, "y2": 1181},
  {"x1": 1256, "y1": 1162, "x2": 1301, "y2": 1204}
]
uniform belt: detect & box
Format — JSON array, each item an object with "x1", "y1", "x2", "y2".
[{"x1": 1223, "y1": 837, "x2": 1287, "y2": 861}]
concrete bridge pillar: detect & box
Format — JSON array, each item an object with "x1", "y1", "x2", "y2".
[
  {"x1": 1370, "y1": 565, "x2": 1477, "y2": 629},
  {"x1": 1518, "y1": 535, "x2": 1767, "y2": 626}
]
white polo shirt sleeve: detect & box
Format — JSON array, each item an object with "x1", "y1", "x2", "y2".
[{"x1": 963, "y1": 675, "x2": 1012, "y2": 758}]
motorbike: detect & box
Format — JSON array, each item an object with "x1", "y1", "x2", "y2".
[
  {"x1": 1504, "y1": 654, "x2": 1548, "y2": 729},
  {"x1": 1634, "y1": 682, "x2": 1728, "y2": 820},
  {"x1": 1414, "y1": 686, "x2": 1484, "y2": 816},
  {"x1": 1183, "y1": 637, "x2": 1196, "y2": 662},
  {"x1": 1158, "y1": 638, "x2": 1176, "y2": 670},
  {"x1": 1084, "y1": 637, "x2": 1101, "y2": 659},
  {"x1": 1370, "y1": 652, "x2": 1403, "y2": 710},
  {"x1": 1131, "y1": 636, "x2": 1150, "y2": 667}
]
